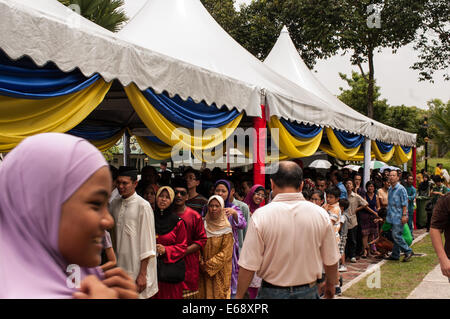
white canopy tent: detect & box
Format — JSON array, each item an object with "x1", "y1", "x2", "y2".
[
  {"x1": 0, "y1": 0, "x2": 261, "y2": 115},
  {"x1": 264, "y1": 26, "x2": 416, "y2": 147},
  {"x1": 117, "y1": 0, "x2": 416, "y2": 146}
]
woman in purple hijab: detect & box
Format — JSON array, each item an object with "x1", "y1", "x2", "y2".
[
  {"x1": 204, "y1": 179, "x2": 246, "y2": 298},
  {"x1": 0, "y1": 133, "x2": 137, "y2": 298}
]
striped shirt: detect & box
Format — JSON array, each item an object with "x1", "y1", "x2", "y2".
[{"x1": 186, "y1": 194, "x2": 208, "y2": 215}]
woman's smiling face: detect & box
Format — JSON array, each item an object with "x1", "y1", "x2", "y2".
[{"x1": 58, "y1": 166, "x2": 113, "y2": 267}]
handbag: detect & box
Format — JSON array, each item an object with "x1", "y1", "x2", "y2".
[{"x1": 157, "y1": 256, "x2": 186, "y2": 284}]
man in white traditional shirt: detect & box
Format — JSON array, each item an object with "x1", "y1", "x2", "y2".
[{"x1": 110, "y1": 166, "x2": 157, "y2": 299}]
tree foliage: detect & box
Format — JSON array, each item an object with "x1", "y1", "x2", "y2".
[
  {"x1": 337, "y1": 71, "x2": 429, "y2": 146},
  {"x1": 412, "y1": 0, "x2": 450, "y2": 82},
  {"x1": 427, "y1": 99, "x2": 450, "y2": 156},
  {"x1": 203, "y1": 0, "x2": 435, "y2": 120},
  {"x1": 58, "y1": 0, "x2": 128, "y2": 32},
  {"x1": 338, "y1": 71, "x2": 389, "y2": 124}
]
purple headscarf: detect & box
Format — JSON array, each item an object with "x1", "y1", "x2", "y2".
[
  {"x1": 243, "y1": 184, "x2": 265, "y2": 213},
  {"x1": 214, "y1": 179, "x2": 233, "y2": 207},
  {"x1": 0, "y1": 133, "x2": 108, "y2": 298}
]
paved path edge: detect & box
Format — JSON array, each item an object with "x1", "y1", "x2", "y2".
[{"x1": 341, "y1": 231, "x2": 430, "y2": 294}]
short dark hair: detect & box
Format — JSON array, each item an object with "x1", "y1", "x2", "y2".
[
  {"x1": 316, "y1": 174, "x2": 326, "y2": 182},
  {"x1": 160, "y1": 161, "x2": 168, "y2": 166},
  {"x1": 270, "y1": 161, "x2": 303, "y2": 189},
  {"x1": 339, "y1": 198, "x2": 350, "y2": 211},
  {"x1": 365, "y1": 181, "x2": 375, "y2": 190},
  {"x1": 344, "y1": 178, "x2": 354, "y2": 187},
  {"x1": 432, "y1": 175, "x2": 442, "y2": 183},
  {"x1": 183, "y1": 168, "x2": 200, "y2": 180},
  {"x1": 334, "y1": 171, "x2": 344, "y2": 182},
  {"x1": 389, "y1": 170, "x2": 400, "y2": 177},
  {"x1": 302, "y1": 188, "x2": 313, "y2": 200},
  {"x1": 312, "y1": 189, "x2": 324, "y2": 201},
  {"x1": 326, "y1": 186, "x2": 341, "y2": 198}
]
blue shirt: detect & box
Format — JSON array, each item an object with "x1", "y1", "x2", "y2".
[
  {"x1": 387, "y1": 183, "x2": 408, "y2": 225},
  {"x1": 405, "y1": 185, "x2": 416, "y2": 214},
  {"x1": 337, "y1": 182, "x2": 348, "y2": 199}
]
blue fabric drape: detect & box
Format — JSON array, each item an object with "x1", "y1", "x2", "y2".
[
  {"x1": 141, "y1": 88, "x2": 241, "y2": 129},
  {"x1": 68, "y1": 125, "x2": 122, "y2": 141},
  {"x1": 401, "y1": 146, "x2": 412, "y2": 154},
  {"x1": 280, "y1": 119, "x2": 323, "y2": 138},
  {"x1": 376, "y1": 140, "x2": 394, "y2": 153},
  {"x1": 0, "y1": 50, "x2": 100, "y2": 99},
  {"x1": 145, "y1": 135, "x2": 166, "y2": 145},
  {"x1": 333, "y1": 129, "x2": 365, "y2": 148}
]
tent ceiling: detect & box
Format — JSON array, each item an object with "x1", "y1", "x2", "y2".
[{"x1": 264, "y1": 26, "x2": 416, "y2": 146}]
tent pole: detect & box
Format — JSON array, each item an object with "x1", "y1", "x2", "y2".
[
  {"x1": 253, "y1": 91, "x2": 266, "y2": 187},
  {"x1": 226, "y1": 141, "x2": 231, "y2": 176},
  {"x1": 363, "y1": 138, "x2": 371, "y2": 191},
  {"x1": 123, "y1": 131, "x2": 130, "y2": 167}
]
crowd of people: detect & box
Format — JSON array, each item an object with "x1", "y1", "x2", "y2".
[
  {"x1": 104, "y1": 155, "x2": 450, "y2": 298},
  {"x1": 1, "y1": 133, "x2": 449, "y2": 299}
]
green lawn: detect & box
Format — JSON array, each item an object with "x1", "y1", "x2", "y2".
[
  {"x1": 342, "y1": 234, "x2": 440, "y2": 299},
  {"x1": 414, "y1": 154, "x2": 450, "y2": 173}
]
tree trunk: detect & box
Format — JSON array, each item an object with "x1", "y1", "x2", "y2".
[{"x1": 367, "y1": 49, "x2": 375, "y2": 119}]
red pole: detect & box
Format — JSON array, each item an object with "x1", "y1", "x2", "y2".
[
  {"x1": 253, "y1": 104, "x2": 266, "y2": 187},
  {"x1": 412, "y1": 147, "x2": 417, "y2": 229}
]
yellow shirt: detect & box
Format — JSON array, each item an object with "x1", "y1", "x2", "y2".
[{"x1": 435, "y1": 167, "x2": 442, "y2": 177}]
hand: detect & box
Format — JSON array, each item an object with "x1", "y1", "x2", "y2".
[
  {"x1": 156, "y1": 244, "x2": 166, "y2": 256},
  {"x1": 136, "y1": 273, "x2": 147, "y2": 293},
  {"x1": 323, "y1": 281, "x2": 335, "y2": 299},
  {"x1": 401, "y1": 215, "x2": 408, "y2": 225},
  {"x1": 224, "y1": 208, "x2": 237, "y2": 218},
  {"x1": 439, "y1": 257, "x2": 450, "y2": 278},
  {"x1": 102, "y1": 267, "x2": 139, "y2": 299},
  {"x1": 73, "y1": 275, "x2": 118, "y2": 299}
]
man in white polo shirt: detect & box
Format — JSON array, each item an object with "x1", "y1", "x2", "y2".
[{"x1": 236, "y1": 161, "x2": 340, "y2": 299}]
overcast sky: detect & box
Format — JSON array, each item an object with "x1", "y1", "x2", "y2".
[{"x1": 123, "y1": 0, "x2": 449, "y2": 109}]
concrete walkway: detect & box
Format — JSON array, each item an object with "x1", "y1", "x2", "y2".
[{"x1": 407, "y1": 264, "x2": 450, "y2": 299}]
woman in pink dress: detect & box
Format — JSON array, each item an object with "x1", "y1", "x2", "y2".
[{"x1": 152, "y1": 186, "x2": 187, "y2": 299}]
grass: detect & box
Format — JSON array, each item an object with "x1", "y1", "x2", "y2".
[
  {"x1": 342, "y1": 234, "x2": 440, "y2": 299},
  {"x1": 415, "y1": 153, "x2": 450, "y2": 173}
]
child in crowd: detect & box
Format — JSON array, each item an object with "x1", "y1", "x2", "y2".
[
  {"x1": 311, "y1": 190, "x2": 325, "y2": 207},
  {"x1": 323, "y1": 186, "x2": 342, "y2": 295},
  {"x1": 338, "y1": 199, "x2": 350, "y2": 273}
]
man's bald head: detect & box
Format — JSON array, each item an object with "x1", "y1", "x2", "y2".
[{"x1": 270, "y1": 161, "x2": 303, "y2": 189}]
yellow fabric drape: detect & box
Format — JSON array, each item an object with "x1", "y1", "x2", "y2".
[
  {"x1": 371, "y1": 141, "x2": 395, "y2": 162},
  {"x1": 268, "y1": 116, "x2": 322, "y2": 159},
  {"x1": 89, "y1": 129, "x2": 124, "y2": 152},
  {"x1": 135, "y1": 135, "x2": 173, "y2": 160},
  {"x1": 319, "y1": 145, "x2": 374, "y2": 161},
  {"x1": 0, "y1": 79, "x2": 112, "y2": 152},
  {"x1": 394, "y1": 145, "x2": 412, "y2": 164},
  {"x1": 124, "y1": 84, "x2": 243, "y2": 151},
  {"x1": 319, "y1": 127, "x2": 362, "y2": 161}
]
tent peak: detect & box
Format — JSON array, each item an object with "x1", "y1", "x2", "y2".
[{"x1": 281, "y1": 25, "x2": 289, "y2": 33}]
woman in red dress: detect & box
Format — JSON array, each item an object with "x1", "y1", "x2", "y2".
[{"x1": 152, "y1": 186, "x2": 187, "y2": 299}]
